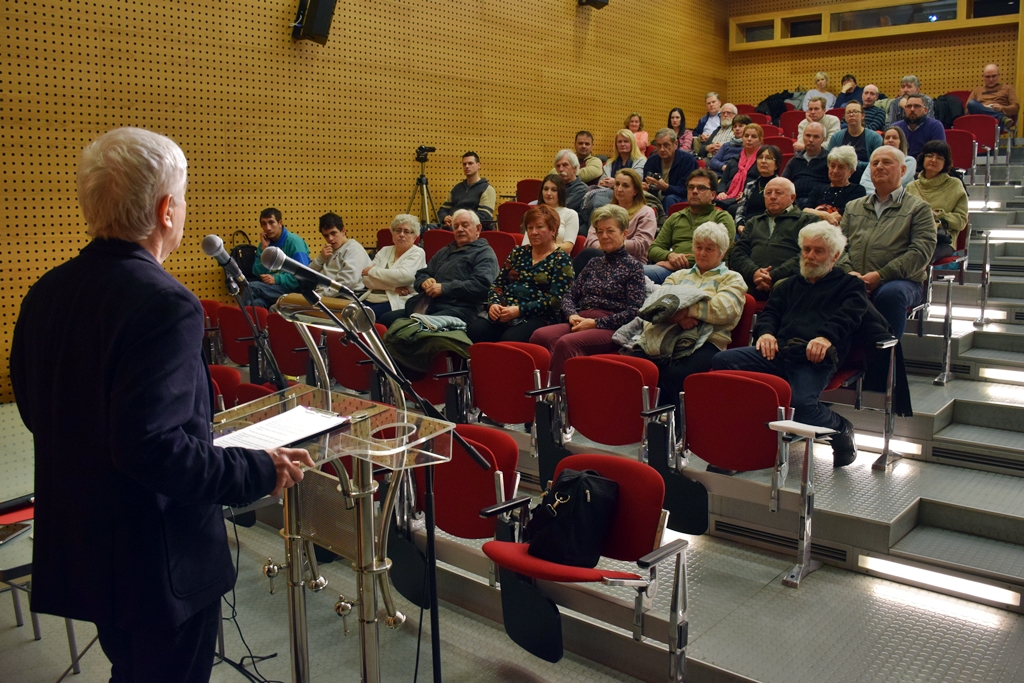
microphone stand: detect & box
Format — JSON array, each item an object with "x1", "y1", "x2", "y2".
[
  {"x1": 294, "y1": 281, "x2": 488, "y2": 683},
  {"x1": 225, "y1": 276, "x2": 288, "y2": 391}
]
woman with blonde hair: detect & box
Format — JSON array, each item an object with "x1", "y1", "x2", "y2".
[
  {"x1": 598, "y1": 129, "x2": 646, "y2": 188},
  {"x1": 625, "y1": 112, "x2": 648, "y2": 153},
  {"x1": 583, "y1": 168, "x2": 656, "y2": 264},
  {"x1": 801, "y1": 72, "x2": 836, "y2": 111}
]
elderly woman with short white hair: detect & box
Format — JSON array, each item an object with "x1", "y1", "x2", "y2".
[
  {"x1": 360, "y1": 214, "x2": 428, "y2": 319},
  {"x1": 624, "y1": 221, "x2": 748, "y2": 413},
  {"x1": 803, "y1": 145, "x2": 867, "y2": 225}
]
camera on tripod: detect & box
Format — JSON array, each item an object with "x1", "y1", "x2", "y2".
[{"x1": 415, "y1": 145, "x2": 436, "y2": 162}]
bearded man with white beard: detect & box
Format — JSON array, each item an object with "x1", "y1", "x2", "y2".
[{"x1": 711, "y1": 221, "x2": 869, "y2": 467}]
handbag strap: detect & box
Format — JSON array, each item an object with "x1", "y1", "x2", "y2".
[{"x1": 231, "y1": 230, "x2": 252, "y2": 247}]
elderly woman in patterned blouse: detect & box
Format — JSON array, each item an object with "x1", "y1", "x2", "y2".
[
  {"x1": 530, "y1": 203, "x2": 646, "y2": 379},
  {"x1": 467, "y1": 205, "x2": 574, "y2": 343}
]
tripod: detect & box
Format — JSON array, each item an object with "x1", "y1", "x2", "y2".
[{"x1": 406, "y1": 158, "x2": 438, "y2": 226}]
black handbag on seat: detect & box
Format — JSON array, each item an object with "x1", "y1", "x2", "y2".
[
  {"x1": 230, "y1": 230, "x2": 259, "y2": 281},
  {"x1": 526, "y1": 468, "x2": 619, "y2": 568}
]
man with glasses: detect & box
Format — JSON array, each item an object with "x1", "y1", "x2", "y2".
[
  {"x1": 643, "y1": 128, "x2": 698, "y2": 213},
  {"x1": 967, "y1": 63, "x2": 1019, "y2": 129},
  {"x1": 697, "y1": 103, "x2": 738, "y2": 160},
  {"x1": 894, "y1": 94, "x2": 946, "y2": 158},
  {"x1": 827, "y1": 102, "x2": 882, "y2": 184},
  {"x1": 886, "y1": 75, "x2": 934, "y2": 125},
  {"x1": 645, "y1": 169, "x2": 735, "y2": 284}
]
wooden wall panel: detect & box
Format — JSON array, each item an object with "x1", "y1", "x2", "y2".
[
  {"x1": 1, "y1": 0, "x2": 728, "y2": 401},
  {"x1": 725, "y1": 0, "x2": 1018, "y2": 106}
]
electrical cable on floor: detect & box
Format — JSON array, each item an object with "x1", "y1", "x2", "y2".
[{"x1": 216, "y1": 509, "x2": 283, "y2": 683}]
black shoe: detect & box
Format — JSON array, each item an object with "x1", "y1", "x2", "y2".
[
  {"x1": 831, "y1": 416, "x2": 857, "y2": 468},
  {"x1": 706, "y1": 463, "x2": 738, "y2": 476}
]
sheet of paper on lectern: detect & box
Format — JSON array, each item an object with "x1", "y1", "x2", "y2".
[{"x1": 213, "y1": 406, "x2": 348, "y2": 450}]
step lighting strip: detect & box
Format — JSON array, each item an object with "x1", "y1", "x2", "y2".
[
  {"x1": 859, "y1": 555, "x2": 1021, "y2": 607},
  {"x1": 978, "y1": 367, "x2": 1024, "y2": 383}
]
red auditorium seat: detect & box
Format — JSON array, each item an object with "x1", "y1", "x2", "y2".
[
  {"x1": 667, "y1": 201, "x2": 689, "y2": 216},
  {"x1": 267, "y1": 312, "x2": 312, "y2": 378},
  {"x1": 760, "y1": 124, "x2": 783, "y2": 137},
  {"x1": 497, "y1": 201, "x2": 530, "y2": 234},
  {"x1": 325, "y1": 323, "x2": 388, "y2": 393},
  {"x1": 779, "y1": 110, "x2": 805, "y2": 139},
  {"x1": 764, "y1": 136, "x2": 794, "y2": 154},
  {"x1": 219, "y1": 305, "x2": 269, "y2": 367},
  {"x1": 481, "y1": 453, "x2": 688, "y2": 673},
  {"x1": 747, "y1": 113, "x2": 770, "y2": 125},
  {"x1": 235, "y1": 382, "x2": 275, "y2": 405},
  {"x1": 516, "y1": 179, "x2": 543, "y2": 203},
  {"x1": 422, "y1": 229, "x2": 456, "y2": 261},
  {"x1": 208, "y1": 364, "x2": 242, "y2": 410},
  {"x1": 826, "y1": 107, "x2": 846, "y2": 120},
  {"x1": 570, "y1": 234, "x2": 587, "y2": 258},
  {"x1": 469, "y1": 342, "x2": 550, "y2": 426},
  {"x1": 481, "y1": 230, "x2": 519, "y2": 265}
]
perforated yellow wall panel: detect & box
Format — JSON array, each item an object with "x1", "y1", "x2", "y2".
[
  {"x1": 1, "y1": 0, "x2": 729, "y2": 402},
  {"x1": 725, "y1": 0, "x2": 1018, "y2": 105}
]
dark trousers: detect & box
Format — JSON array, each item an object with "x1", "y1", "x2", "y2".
[
  {"x1": 466, "y1": 316, "x2": 550, "y2": 343},
  {"x1": 711, "y1": 345, "x2": 844, "y2": 431},
  {"x1": 647, "y1": 343, "x2": 721, "y2": 408},
  {"x1": 96, "y1": 599, "x2": 221, "y2": 683}
]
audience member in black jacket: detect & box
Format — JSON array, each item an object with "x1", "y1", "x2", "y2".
[
  {"x1": 643, "y1": 128, "x2": 698, "y2": 213},
  {"x1": 782, "y1": 122, "x2": 830, "y2": 208},
  {"x1": 713, "y1": 220, "x2": 868, "y2": 467}
]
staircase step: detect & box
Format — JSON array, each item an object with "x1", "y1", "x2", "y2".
[
  {"x1": 934, "y1": 422, "x2": 1024, "y2": 451},
  {"x1": 951, "y1": 399, "x2": 1024, "y2": 432},
  {"x1": 972, "y1": 327, "x2": 1024, "y2": 353},
  {"x1": 890, "y1": 526, "x2": 1024, "y2": 585},
  {"x1": 990, "y1": 278, "x2": 1024, "y2": 299}
]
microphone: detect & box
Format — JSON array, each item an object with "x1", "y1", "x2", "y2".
[
  {"x1": 261, "y1": 246, "x2": 345, "y2": 292},
  {"x1": 202, "y1": 235, "x2": 247, "y2": 289}
]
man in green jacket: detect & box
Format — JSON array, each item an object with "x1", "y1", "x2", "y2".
[
  {"x1": 839, "y1": 146, "x2": 935, "y2": 338},
  {"x1": 729, "y1": 177, "x2": 818, "y2": 300},
  {"x1": 644, "y1": 169, "x2": 735, "y2": 284}
]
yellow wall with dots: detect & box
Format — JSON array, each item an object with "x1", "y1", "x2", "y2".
[
  {"x1": 0, "y1": 0, "x2": 729, "y2": 401},
  {"x1": 724, "y1": 0, "x2": 1018, "y2": 106}
]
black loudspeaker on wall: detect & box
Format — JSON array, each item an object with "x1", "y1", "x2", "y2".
[
  {"x1": 578, "y1": 0, "x2": 609, "y2": 8},
  {"x1": 293, "y1": 0, "x2": 338, "y2": 45}
]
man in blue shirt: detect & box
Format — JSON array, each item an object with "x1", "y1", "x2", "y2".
[
  {"x1": 247, "y1": 207, "x2": 312, "y2": 308},
  {"x1": 894, "y1": 94, "x2": 946, "y2": 158}
]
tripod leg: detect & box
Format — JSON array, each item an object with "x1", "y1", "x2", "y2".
[
  {"x1": 423, "y1": 183, "x2": 438, "y2": 226},
  {"x1": 407, "y1": 183, "x2": 421, "y2": 216}
]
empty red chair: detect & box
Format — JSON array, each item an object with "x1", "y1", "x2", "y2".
[
  {"x1": 516, "y1": 179, "x2": 543, "y2": 203},
  {"x1": 735, "y1": 104, "x2": 758, "y2": 114},
  {"x1": 728, "y1": 294, "x2": 757, "y2": 349},
  {"x1": 481, "y1": 230, "x2": 519, "y2": 265},
  {"x1": 570, "y1": 234, "x2": 587, "y2": 258},
  {"x1": 414, "y1": 424, "x2": 520, "y2": 539},
  {"x1": 470, "y1": 342, "x2": 550, "y2": 425},
  {"x1": 747, "y1": 112, "x2": 770, "y2": 125},
  {"x1": 200, "y1": 299, "x2": 224, "y2": 363},
  {"x1": 764, "y1": 136, "x2": 794, "y2": 154},
  {"x1": 760, "y1": 124, "x2": 783, "y2": 137},
  {"x1": 422, "y1": 229, "x2": 455, "y2": 261},
  {"x1": 779, "y1": 110, "x2": 805, "y2": 139},
  {"x1": 497, "y1": 201, "x2": 530, "y2": 234},
  {"x1": 200, "y1": 299, "x2": 223, "y2": 326},
  {"x1": 267, "y1": 312, "x2": 312, "y2": 377},
  {"x1": 376, "y1": 228, "x2": 395, "y2": 250},
  {"x1": 945, "y1": 127, "x2": 981, "y2": 186},
  {"x1": 684, "y1": 371, "x2": 791, "y2": 473},
  {"x1": 826, "y1": 107, "x2": 846, "y2": 120},
  {"x1": 954, "y1": 114, "x2": 998, "y2": 183},
  {"x1": 209, "y1": 364, "x2": 242, "y2": 409},
  {"x1": 563, "y1": 355, "x2": 658, "y2": 448},
  {"x1": 235, "y1": 382, "x2": 275, "y2": 405},
  {"x1": 325, "y1": 323, "x2": 388, "y2": 393},
  {"x1": 482, "y1": 453, "x2": 688, "y2": 672},
  {"x1": 667, "y1": 201, "x2": 689, "y2": 216},
  {"x1": 219, "y1": 305, "x2": 269, "y2": 366}
]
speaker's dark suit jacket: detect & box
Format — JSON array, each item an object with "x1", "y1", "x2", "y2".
[{"x1": 10, "y1": 238, "x2": 276, "y2": 630}]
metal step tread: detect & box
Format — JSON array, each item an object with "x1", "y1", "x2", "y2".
[
  {"x1": 934, "y1": 423, "x2": 1024, "y2": 451},
  {"x1": 960, "y1": 347, "x2": 1024, "y2": 365},
  {"x1": 890, "y1": 525, "x2": 1024, "y2": 584}
]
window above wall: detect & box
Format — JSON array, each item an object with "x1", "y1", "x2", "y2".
[{"x1": 730, "y1": 0, "x2": 1020, "y2": 51}]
